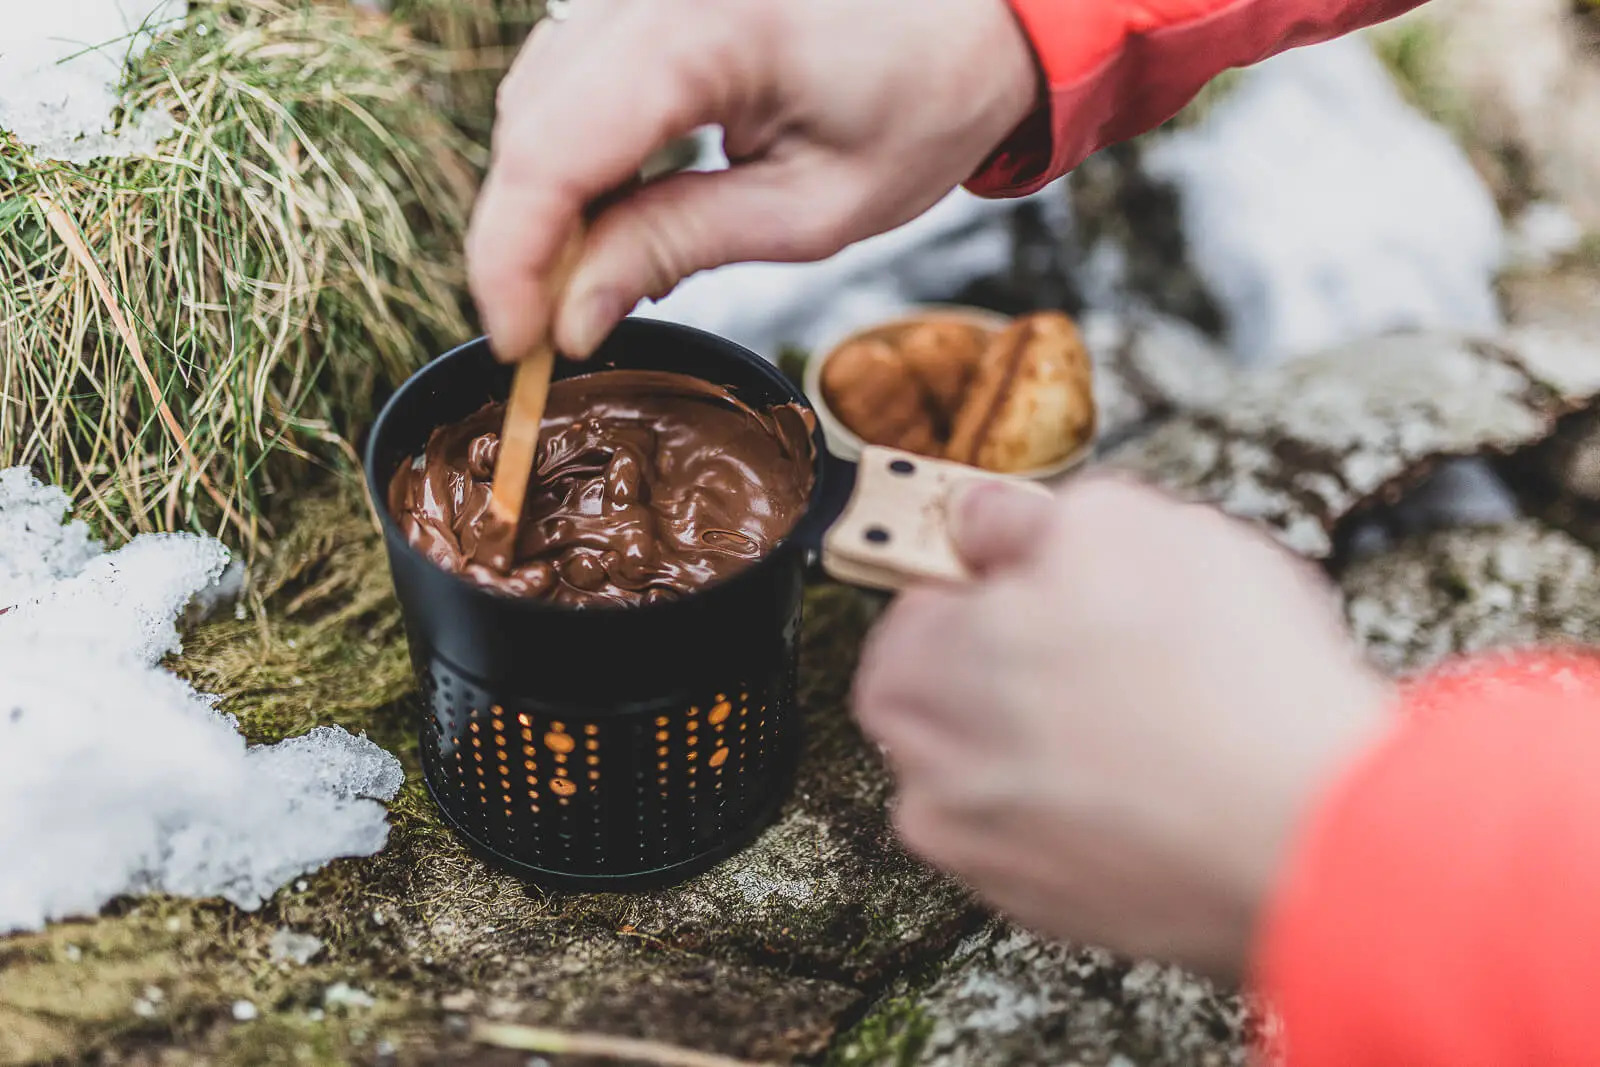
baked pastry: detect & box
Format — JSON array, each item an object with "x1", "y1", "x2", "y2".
[
  {"x1": 945, "y1": 311, "x2": 1095, "y2": 473},
  {"x1": 897, "y1": 320, "x2": 987, "y2": 427},
  {"x1": 820, "y1": 336, "x2": 940, "y2": 455}
]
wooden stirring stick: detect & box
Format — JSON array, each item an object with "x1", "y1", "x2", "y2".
[
  {"x1": 479, "y1": 139, "x2": 690, "y2": 567},
  {"x1": 486, "y1": 229, "x2": 587, "y2": 542}
]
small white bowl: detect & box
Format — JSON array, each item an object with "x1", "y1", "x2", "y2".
[{"x1": 802, "y1": 305, "x2": 1097, "y2": 484}]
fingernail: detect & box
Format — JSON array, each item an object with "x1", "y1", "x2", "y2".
[
  {"x1": 564, "y1": 289, "x2": 625, "y2": 358},
  {"x1": 950, "y1": 479, "x2": 1054, "y2": 570},
  {"x1": 483, "y1": 319, "x2": 533, "y2": 365},
  {"x1": 950, "y1": 480, "x2": 1002, "y2": 536}
]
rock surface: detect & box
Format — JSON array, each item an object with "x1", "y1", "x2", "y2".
[
  {"x1": 1084, "y1": 309, "x2": 1238, "y2": 448},
  {"x1": 1403, "y1": 0, "x2": 1600, "y2": 228},
  {"x1": 17, "y1": 320, "x2": 1600, "y2": 1065},
  {"x1": 1342, "y1": 521, "x2": 1600, "y2": 675},
  {"x1": 1108, "y1": 325, "x2": 1600, "y2": 557},
  {"x1": 834, "y1": 923, "x2": 1260, "y2": 1067}
]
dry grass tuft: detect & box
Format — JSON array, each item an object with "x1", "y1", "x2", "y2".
[
  {"x1": 392, "y1": 0, "x2": 546, "y2": 137},
  {"x1": 1, "y1": 0, "x2": 481, "y2": 551}
]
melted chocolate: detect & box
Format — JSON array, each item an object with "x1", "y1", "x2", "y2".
[{"x1": 387, "y1": 369, "x2": 816, "y2": 607}]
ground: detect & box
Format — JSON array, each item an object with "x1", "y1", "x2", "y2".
[
  {"x1": 9, "y1": 2, "x2": 1600, "y2": 1053},
  {"x1": 3, "y1": 255, "x2": 1598, "y2": 1067}
]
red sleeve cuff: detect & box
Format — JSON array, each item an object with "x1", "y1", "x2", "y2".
[
  {"x1": 1251, "y1": 648, "x2": 1600, "y2": 1067},
  {"x1": 964, "y1": 0, "x2": 1126, "y2": 198},
  {"x1": 966, "y1": 0, "x2": 1432, "y2": 199}
]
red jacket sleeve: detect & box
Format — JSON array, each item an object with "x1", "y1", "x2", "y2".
[
  {"x1": 967, "y1": 0, "x2": 1430, "y2": 196},
  {"x1": 1252, "y1": 648, "x2": 1600, "y2": 1066}
]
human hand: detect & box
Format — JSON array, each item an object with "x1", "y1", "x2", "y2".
[
  {"x1": 466, "y1": 0, "x2": 1039, "y2": 362},
  {"x1": 853, "y1": 476, "x2": 1395, "y2": 978}
]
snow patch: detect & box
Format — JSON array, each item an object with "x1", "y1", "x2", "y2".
[
  {"x1": 0, "y1": 2, "x2": 186, "y2": 163},
  {"x1": 0, "y1": 468, "x2": 403, "y2": 934},
  {"x1": 1147, "y1": 37, "x2": 1505, "y2": 367}
]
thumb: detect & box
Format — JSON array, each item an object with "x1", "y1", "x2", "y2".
[
  {"x1": 951, "y1": 480, "x2": 1056, "y2": 575},
  {"x1": 555, "y1": 160, "x2": 851, "y2": 357}
]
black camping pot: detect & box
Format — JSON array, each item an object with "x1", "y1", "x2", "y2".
[{"x1": 364, "y1": 319, "x2": 857, "y2": 892}]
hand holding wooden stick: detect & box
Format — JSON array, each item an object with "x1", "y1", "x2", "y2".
[
  {"x1": 485, "y1": 228, "x2": 587, "y2": 538},
  {"x1": 475, "y1": 141, "x2": 685, "y2": 567}
]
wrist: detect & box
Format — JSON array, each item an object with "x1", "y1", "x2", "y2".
[
  {"x1": 1216, "y1": 664, "x2": 1399, "y2": 980},
  {"x1": 980, "y1": 0, "x2": 1047, "y2": 148}
]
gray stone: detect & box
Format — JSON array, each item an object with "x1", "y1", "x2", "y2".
[
  {"x1": 1499, "y1": 266, "x2": 1600, "y2": 509},
  {"x1": 1068, "y1": 143, "x2": 1227, "y2": 336},
  {"x1": 833, "y1": 923, "x2": 1259, "y2": 1067},
  {"x1": 1107, "y1": 327, "x2": 1600, "y2": 557},
  {"x1": 1341, "y1": 521, "x2": 1600, "y2": 675},
  {"x1": 1401, "y1": 0, "x2": 1600, "y2": 229},
  {"x1": 1084, "y1": 310, "x2": 1237, "y2": 447}
]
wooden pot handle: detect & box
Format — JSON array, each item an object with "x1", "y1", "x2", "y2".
[{"x1": 821, "y1": 446, "x2": 1054, "y2": 592}]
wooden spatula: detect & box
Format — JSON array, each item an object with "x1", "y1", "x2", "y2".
[{"x1": 486, "y1": 229, "x2": 586, "y2": 542}]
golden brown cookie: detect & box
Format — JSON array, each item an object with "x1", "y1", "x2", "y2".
[
  {"x1": 897, "y1": 320, "x2": 988, "y2": 426},
  {"x1": 820, "y1": 337, "x2": 941, "y2": 456},
  {"x1": 945, "y1": 311, "x2": 1095, "y2": 473}
]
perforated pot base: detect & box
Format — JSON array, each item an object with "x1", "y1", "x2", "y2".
[
  {"x1": 419, "y1": 747, "x2": 799, "y2": 892},
  {"x1": 416, "y1": 654, "x2": 802, "y2": 891}
]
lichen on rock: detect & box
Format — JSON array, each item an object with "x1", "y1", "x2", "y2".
[
  {"x1": 834, "y1": 922, "x2": 1260, "y2": 1067},
  {"x1": 1342, "y1": 521, "x2": 1600, "y2": 675},
  {"x1": 1109, "y1": 326, "x2": 1600, "y2": 557}
]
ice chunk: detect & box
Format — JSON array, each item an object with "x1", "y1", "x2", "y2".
[
  {"x1": 0, "y1": 468, "x2": 405, "y2": 934},
  {"x1": 1508, "y1": 201, "x2": 1586, "y2": 270},
  {"x1": 3, "y1": 534, "x2": 231, "y2": 664},
  {"x1": 324, "y1": 982, "x2": 378, "y2": 1011},
  {"x1": 0, "y1": 469, "x2": 100, "y2": 605},
  {"x1": 251, "y1": 726, "x2": 407, "y2": 804},
  {"x1": 270, "y1": 927, "x2": 326, "y2": 965}
]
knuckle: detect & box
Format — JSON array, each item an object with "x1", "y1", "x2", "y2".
[
  {"x1": 631, "y1": 211, "x2": 693, "y2": 294},
  {"x1": 761, "y1": 173, "x2": 869, "y2": 263},
  {"x1": 850, "y1": 656, "x2": 904, "y2": 738},
  {"x1": 738, "y1": 207, "x2": 842, "y2": 265},
  {"x1": 794, "y1": 204, "x2": 861, "y2": 261},
  {"x1": 856, "y1": 592, "x2": 945, "y2": 692},
  {"x1": 891, "y1": 795, "x2": 946, "y2": 860},
  {"x1": 1055, "y1": 476, "x2": 1196, "y2": 565},
  {"x1": 489, "y1": 142, "x2": 542, "y2": 192},
  {"x1": 1060, "y1": 473, "x2": 1159, "y2": 521}
]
